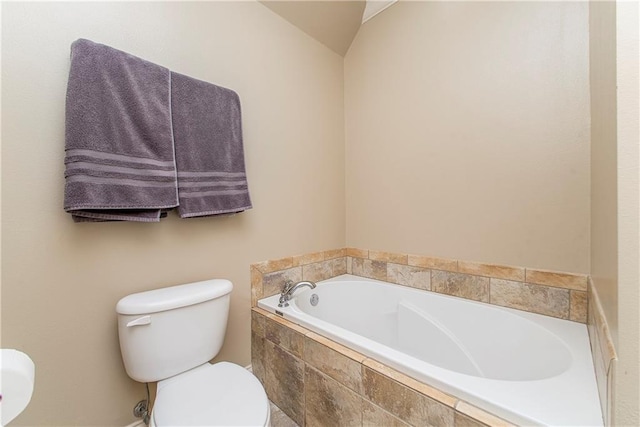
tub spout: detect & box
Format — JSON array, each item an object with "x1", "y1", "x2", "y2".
[{"x1": 278, "y1": 280, "x2": 316, "y2": 307}]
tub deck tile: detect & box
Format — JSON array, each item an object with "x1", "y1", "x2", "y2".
[
  {"x1": 431, "y1": 270, "x2": 490, "y2": 303},
  {"x1": 270, "y1": 401, "x2": 300, "y2": 427},
  {"x1": 363, "y1": 399, "x2": 410, "y2": 426},
  {"x1": 305, "y1": 332, "x2": 367, "y2": 363},
  {"x1": 251, "y1": 331, "x2": 266, "y2": 386},
  {"x1": 569, "y1": 290, "x2": 588, "y2": 323},
  {"x1": 458, "y1": 261, "x2": 525, "y2": 282},
  {"x1": 454, "y1": 412, "x2": 489, "y2": 427},
  {"x1": 324, "y1": 248, "x2": 347, "y2": 260},
  {"x1": 265, "y1": 340, "x2": 306, "y2": 426},
  {"x1": 293, "y1": 251, "x2": 325, "y2": 267},
  {"x1": 490, "y1": 278, "x2": 570, "y2": 319},
  {"x1": 407, "y1": 254, "x2": 458, "y2": 272},
  {"x1": 251, "y1": 267, "x2": 264, "y2": 306},
  {"x1": 455, "y1": 401, "x2": 516, "y2": 427},
  {"x1": 302, "y1": 260, "x2": 333, "y2": 283},
  {"x1": 254, "y1": 257, "x2": 295, "y2": 274},
  {"x1": 369, "y1": 250, "x2": 408, "y2": 264},
  {"x1": 330, "y1": 256, "x2": 348, "y2": 276},
  {"x1": 362, "y1": 365, "x2": 455, "y2": 427},
  {"x1": 304, "y1": 335, "x2": 364, "y2": 394},
  {"x1": 304, "y1": 365, "x2": 363, "y2": 427},
  {"x1": 346, "y1": 247, "x2": 369, "y2": 258},
  {"x1": 524, "y1": 268, "x2": 588, "y2": 291},
  {"x1": 387, "y1": 263, "x2": 431, "y2": 290},
  {"x1": 263, "y1": 267, "x2": 303, "y2": 298},
  {"x1": 363, "y1": 358, "x2": 457, "y2": 408},
  {"x1": 265, "y1": 317, "x2": 305, "y2": 359},
  {"x1": 352, "y1": 258, "x2": 387, "y2": 281}
]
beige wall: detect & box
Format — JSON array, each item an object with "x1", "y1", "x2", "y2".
[
  {"x1": 344, "y1": 1, "x2": 591, "y2": 274},
  {"x1": 1, "y1": 2, "x2": 345, "y2": 425},
  {"x1": 589, "y1": 1, "x2": 619, "y2": 344},
  {"x1": 613, "y1": 1, "x2": 640, "y2": 424},
  {"x1": 589, "y1": 1, "x2": 618, "y2": 342}
]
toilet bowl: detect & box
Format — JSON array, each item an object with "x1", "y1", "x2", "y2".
[
  {"x1": 150, "y1": 363, "x2": 270, "y2": 427},
  {"x1": 116, "y1": 279, "x2": 270, "y2": 426}
]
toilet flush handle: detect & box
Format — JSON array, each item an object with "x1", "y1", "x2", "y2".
[{"x1": 126, "y1": 315, "x2": 151, "y2": 327}]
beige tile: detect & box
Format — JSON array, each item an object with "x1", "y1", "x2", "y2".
[
  {"x1": 455, "y1": 401, "x2": 515, "y2": 427},
  {"x1": 302, "y1": 260, "x2": 333, "y2": 283},
  {"x1": 598, "y1": 323, "x2": 617, "y2": 375},
  {"x1": 269, "y1": 401, "x2": 300, "y2": 427},
  {"x1": 362, "y1": 366, "x2": 455, "y2": 426},
  {"x1": 590, "y1": 284, "x2": 617, "y2": 364},
  {"x1": 265, "y1": 340, "x2": 305, "y2": 426},
  {"x1": 255, "y1": 257, "x2": 295, "y2": 274},
  {"x1": 304, "y1": 365, "x2": 362, "y2": 427},
  {"x1": 362, "y1": 400, "x2": 410, "y2": 427},
  {"x1": 606, "y1": 359, "x2": 616, "y2": 427},
  {"x1": 569, "y1": 290, "x2": 588, "y2": 323},
  {"x1": 490, "y1": 279, "x2": 569, "y2": 319},
  {"x1": 265, "y1": 316, "x2": 305, "y2": 358},
  {"x1": 369, "y1": 250, "x2": 408, "y2": 264},
  {"x1": 431, "y1": 270, "x2": 490, "y2": 303},
  {"x1": 330, "y1": 256, "x2": 347, "y2": 276},
  {"x1": 525, "y1": 268, "x2": 588, "y2": 291},
  {"x1": 252, "y1": 306, "x2": 274, "y2": 318},
  {"x1": 292, "y1": 251, "x2": 324, "y2": 267},
  {"x1": 458, "y1": 261, "x2": 524, "y2": 282},
  {"x1": 592, "y1": 291, "x2": 617, "y2": 367},
  {"x1": 454, "y1": 412, "x2": 487, "y2": 427},
  {"x1": 251, "y1": 267, "x2": 263, "y2": 306},
  {"x1": 346, "y1": 247, "x2": 368, "y2": 258},
  {"x1": 592, "y1": 335, "x2": 608, "y2": 425},
  {"x1": 251, "y1": 332, "x2": 266, "y2": 386},
  {"x1": 252, "y1": 309, "x2": 266, "y2": 337},
  {"x1": 387, "y1": 263, "x2": 431, "y2": 290},
  {"x1": 363, "y1": 359, "x2": 457, "y2": 407},
  {"x1": 263, "y1": 267, "x2": 303, "y2": 298},
  {"x1": 304, "y1": 336, "x2": 363, "y2": 394},
  {"x1": 352, "y1": 257, "x2": 387, "y2": 281},
  {"x1": 408, "y1": 254, "x2": 457, "y2": 272},
  {"x1": 324, "y1": 248, "x2": 346, "y2": 260},
  {"x1": 306, "y1": 332, "x2": 367, "y2": 363},
  {"x1": 267, "y1": 311, "x2": 310, "y2": 336}
]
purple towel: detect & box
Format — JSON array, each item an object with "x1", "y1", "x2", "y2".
[
  {"x1": 171, "y1": 72, "x2": 252, "y2": 218},
  {"x1": 64, "y1": 39, "x2": 178, "y2": 222}
]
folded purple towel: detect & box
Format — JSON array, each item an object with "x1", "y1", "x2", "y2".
[
  {"x1": 64, "y1": 39, "x2": 178, "y2": 222},
  {"x1": 171, "y1": 72, "x2": 252, "y2": 218}
]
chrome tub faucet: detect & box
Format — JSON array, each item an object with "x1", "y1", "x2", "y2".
[{"x1": 278, "y1": 280, "x2": 316, "y2": 307}]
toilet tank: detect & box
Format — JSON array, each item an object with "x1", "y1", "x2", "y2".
[{"x1": 116, "y1": 279, "x2": 233, "y2": 383}]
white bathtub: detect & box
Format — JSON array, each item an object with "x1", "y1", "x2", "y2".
[{"x1": 258, "y1": 274, "x2": 602, "y2": 426}]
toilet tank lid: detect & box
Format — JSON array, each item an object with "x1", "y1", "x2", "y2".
[{"x1": 116, "y1": 279, "x2": 233, "y2": 315}]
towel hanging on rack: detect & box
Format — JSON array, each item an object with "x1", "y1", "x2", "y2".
[
  {"x1": 63, "y1": 39, "x2": 252, "y2": 222},
  {"x1": 171, "y1": 71, "x2": 252, "y2": 218},
  {"x1": 63, "y1": 39, "x2": 178, "y2": 222}
]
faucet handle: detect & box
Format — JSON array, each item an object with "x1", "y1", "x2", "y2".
[{"x1": 282, "y1": 280, "x2": 294, "y2": 293}]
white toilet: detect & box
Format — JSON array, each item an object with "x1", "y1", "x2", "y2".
[{"x1": 116, "y1": 279, "x2": 270, "y2": 426}]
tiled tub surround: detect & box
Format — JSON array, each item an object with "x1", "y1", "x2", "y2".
[
  {"x1": 252, "y1": 307, "x2": 515, "y2": 427},
  {"x1": 251, "y1": 248, "x2": 588, "y2": 323},
  {"x1": 257, "y1": 276, "x2": 602, "y2": 426},
  {"x1": 250, "y1": 248, "x2": 610, "y2": 425}
]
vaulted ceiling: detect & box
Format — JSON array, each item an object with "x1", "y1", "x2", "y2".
[{"x1": 258, "y1": 0, "x2": 366, "y2": 56}]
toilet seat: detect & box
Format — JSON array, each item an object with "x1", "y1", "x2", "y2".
[{"x1": 151, "y1": 362, "x2": 270, "y2": 427}]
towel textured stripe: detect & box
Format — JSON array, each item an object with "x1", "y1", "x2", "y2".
[
  {"x1": 171, "y1": 71, "x2": 252, "y2": 218},
  {"x1": 64, "y1": 39, "x2": 178, "y2": 222}
]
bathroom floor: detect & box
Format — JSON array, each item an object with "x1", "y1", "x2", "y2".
[{"x1": 270, "y1": 401, "x2": 299, "y2": 427}]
